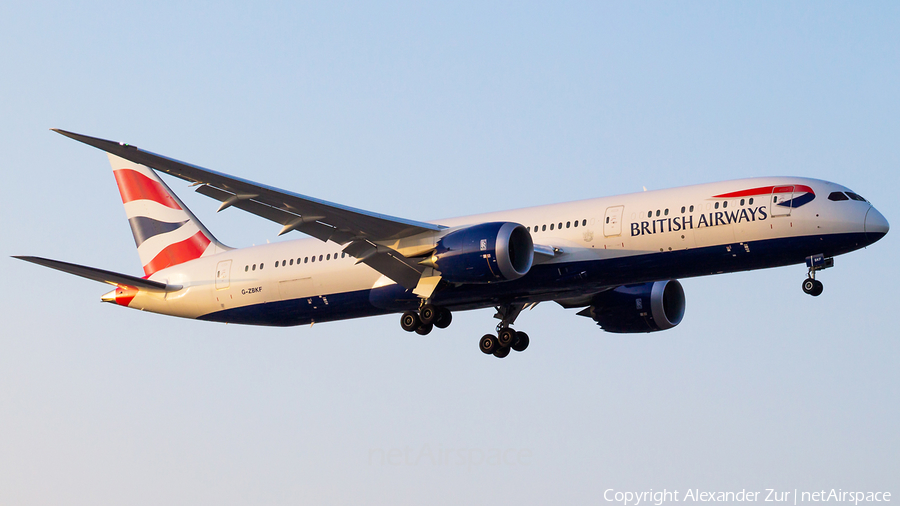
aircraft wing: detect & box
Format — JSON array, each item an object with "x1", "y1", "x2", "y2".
[
  {"x1": 13, "y1": 256, "x2": 181, "y2": 292},
  {"x1": 53, "y1": 129, "x2": 445, "y2": 244}
]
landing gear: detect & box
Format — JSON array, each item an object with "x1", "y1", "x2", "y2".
[
  {"x1": 802, "y1": 254, "x2": 832, "y2": 297},
  {"x1": 477, "y1": 303, "x2": 534, "y2": 358},
  {"x1": 399, "y1": 305, "x2": 452, "y2": 333},
  {"x1": 802, "y1": 278, "x2": 823, "y2": 297}
]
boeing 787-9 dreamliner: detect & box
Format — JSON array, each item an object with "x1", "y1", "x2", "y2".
[{"x1": 15, "y1": 130, "x2": 890, "y2": 358}]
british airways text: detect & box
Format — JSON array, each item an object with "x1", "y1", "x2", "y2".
[{"x1": 631, "y1": 206, "x2": 768, "y2": 237}]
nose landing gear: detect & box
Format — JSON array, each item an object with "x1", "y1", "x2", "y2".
[{"x1": 802, "y1": 254, "x2": 833, "y2": 297}]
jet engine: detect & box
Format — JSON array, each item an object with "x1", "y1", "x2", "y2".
[
  {"x1": 580, "y1": 280, "x2": 685, "y2": 333},
  {"x1": 426, "y1": 222, "x2": 534, "y2": 283}
]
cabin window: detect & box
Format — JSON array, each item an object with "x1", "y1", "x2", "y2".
[
  {"x1": 655, "y1": 210, "x2": 660, "y2": 217},
  {"x1": 526, "y1": 226, "x2": 530, "y2": 232},
  {"x1": 275, "y1": 261, "x2": 279, "y2": 267},
  {"x1": 740, "y1": 199, "x2": 745, "y2": 206},
  {"x1": 290, "y1": 259, "x2": 294, "y2": 265},
  {"x1": 311, "y1": 256, "x2": 315, "y2": 263},
  {"x1": 318, "y1": 255, "x2": 323, "y2": 261},
  {"x1": 681, "y1": 206, "x2": 685, "y2": 213},
  {"x1": 605, "y1": 217, "x2": 609, "y2": 223},
  {"x1": 664, "y1": 209, "x2": 669, "y2": 216},
  {"x1": 557, "y1": 222, "x2": 562, "y2": 229},
  {"x1": 689, "y1": 205, "x2": 694, "y2": 212},
  {"x1": 566, "y1": 221, "x2": 571, "y2": 228},
  {"x1": 260, "y1": 263, "x2": 264, "y2": 269},
  {"x1": 252, "y1": 264, "x2": 256, "y2": 271},
  {"x1": 574, "y1": 220, "x2": 579, "y2": 227},
  {"x1": 647, "y1": 211, "x2": 652, "y2": 218},
  {"x1": 749, "y1": 198, "x2": 754, "y2": 205},
  {"x1": 715, "y1": 202, "x2": 720, "y2": 209},
  {"x1": 582, "y1": 219, "x2": 587, "y2": 226},
  {"x1": 723, "y1": 201, "x2": 728, "y2": 208},
  {"x1": 550, "y1": 223, "x2": 554, "y2": 230},
  {"x1": 326, "y1": 254, "x2": 331, "y2": 261},
  {"x1": 342, "y1": 252, "x2": 346, "y2": 258},
  {"x1": 542, "y1": 225, "x2": 546, "y2": 231},
  {"x1": 283, "y1": 259, "x2": 286, "y2": 265},
  {"x1": 245, "y1": 265, "x2": 248, "y2": 272},
  {"x1": 304, "y1": 257, "x2": 308, "y2": 263}
]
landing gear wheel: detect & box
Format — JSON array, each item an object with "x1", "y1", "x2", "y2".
[
  {"x1": 434, "y1": 307, "x2": 452, "y2": 329},
  {"x1": 415, "y1": 323, "x2": 434, "y2": 335},
  {"x1": 493, "y1": 346, "x2": 510, "y2": 358},
  {"x1": 420, "y1": 304, "x2": 438, "y2": 326},
  {"x1": 479, "y1": 334, "x2": 499, "y2": 354},
  {"x1": 802, "y1": 278, "x2": 816, "y2": 295},
  {"x1": 811, "y1": 279, "x2": 824, "y2": 297},
  {"x1": 400, "y1": 311, "x2": 421, "y2": 332},
  {"x1": 511, "y1": 332, "x2": 529, "y2": 352},
  {"x1": 498, "y1": 328, "x2": 517, "y2": 348}
]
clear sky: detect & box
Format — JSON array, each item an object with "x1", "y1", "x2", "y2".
[{"x1": 1, "y1": 2, "x2": 898, "y2": 505}]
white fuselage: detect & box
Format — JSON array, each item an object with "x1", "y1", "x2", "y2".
[{"x1": 122, "y1": 176, "x2": 885, "y2": 325}]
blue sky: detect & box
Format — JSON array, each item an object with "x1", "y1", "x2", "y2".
[{"x1": 2, "y1": 2, "x2": 898, "y2": 504}]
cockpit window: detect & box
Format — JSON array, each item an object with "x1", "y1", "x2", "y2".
[
  {"x1": 828, "y1": 192, "x2": 849, "y2": 201},
  {"x1": 845, "y1": 192, "x2": 867, "y2": 202}
]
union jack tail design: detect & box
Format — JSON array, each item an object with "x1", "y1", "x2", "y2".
[{"x1": 108, "y1": 154, "x2": 229, "y2": 276}]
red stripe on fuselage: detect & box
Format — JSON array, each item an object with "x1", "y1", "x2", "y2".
[
  {"x1": 113, "y1": 169, "x2": 183, "y2": 209},
  {"x1": 142, "y1": 230, "x2": 210, "y2": 276},
  {"x1": 115, "y1": 285, "x2": 138, "y2": 307},
  {"x1": 713, "y1": 184, "x2": 815, "y2": 199}
]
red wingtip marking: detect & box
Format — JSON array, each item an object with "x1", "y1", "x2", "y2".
[
  {"x1": 113, "y1": 169, "x2": 182, "y2": 209},
  {"x1": 143, "y1": 231, "x2": 211, "y2": 276}
]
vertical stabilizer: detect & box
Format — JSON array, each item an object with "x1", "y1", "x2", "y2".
[{"x1": 108, "y1": 154, "x2": 230, "y2": 276}]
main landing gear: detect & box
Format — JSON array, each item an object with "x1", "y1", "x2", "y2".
[
  {"x1": 802, "y1": 254, "x2": 833, "y2": 297},
  {"x1": 400, "y1": 304, "x2": 452, "y2": 336},
  {"x1": 479, "y1": 303, "x2": 531, "y2": 359}
]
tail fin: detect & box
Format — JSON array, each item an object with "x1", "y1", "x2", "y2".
[{"x1": 109, "y1": 154, "x2": 230, "y2": 276}]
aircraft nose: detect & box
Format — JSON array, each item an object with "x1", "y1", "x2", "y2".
[{"x1": 865, "y1": 206, "x2": 889, "y2": 243}]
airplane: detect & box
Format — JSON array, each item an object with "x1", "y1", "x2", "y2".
[{"x1": 15, "y1": 129, "x2": 890, "y2": 358}]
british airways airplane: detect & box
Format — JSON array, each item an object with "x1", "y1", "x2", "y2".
[{"x1": 16, "y1": 130, "x2": 889, "y2": 358}]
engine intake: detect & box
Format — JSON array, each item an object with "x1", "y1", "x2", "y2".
[
  {"x1": 428, "y1": 222, "x2": 534, "y2": 283},
  {"x1": 581, "y1": 280, "x2": 685, "y2": 333}
]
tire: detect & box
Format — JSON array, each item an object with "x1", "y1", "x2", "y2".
[
  {"x1": 400, "y1": 311, "x2": 421, "y2": 332},
  {"x1": 434, "y1": 307, "x2": 452, "y2": 329},
  {"x1": 811, "y1": 279, "x2": 824, "y2": 297},
  {"x1": 479, "y1": 334, "x2": 498, "y2": 354},
  {"x1": 802, "y1": 278, "x2": 816, "y2": 295},
  {"x1": 493, "y1": 346, "x2": 510, "y2": 358},
  {"x1": 415, "y1": 323, "x2": 434, "y2": 335},
  {"x1": 498, "y1": 328, "x2": 517, "y2": 347},
  {"x1": 511, "y1": 332, "x2": 529, "y2": 352},
  {"x1": 420, "y1": 304, "x2": 438, "y2": 325}
]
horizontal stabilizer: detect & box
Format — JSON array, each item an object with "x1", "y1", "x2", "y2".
[{"x1": 13, "y1": 256, "x2": 181, "y2": 292}]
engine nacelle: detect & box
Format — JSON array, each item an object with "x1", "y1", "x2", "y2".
[
  {"x1": 428, "y1": 222, "x2": 534, "y2": 283},
  {"x1": 582, "y1": 280, "x2": 685, "y2": 333}
]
